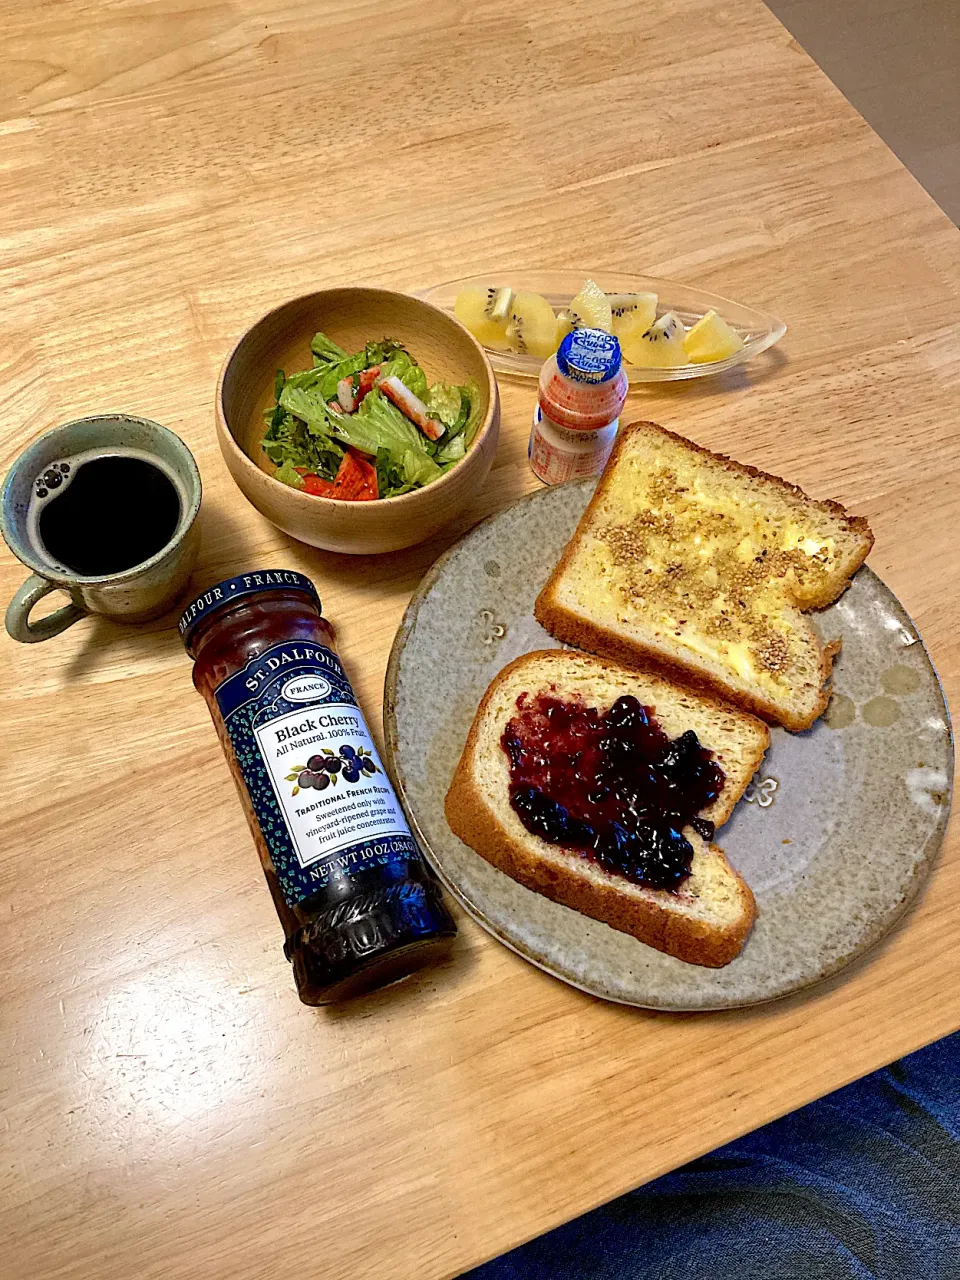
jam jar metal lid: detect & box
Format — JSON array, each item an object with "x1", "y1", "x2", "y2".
[
  {"x1": 556, "y1": 327, "x2": 622, "y2": 383},
  {"x1": 178, "y1": 569, "x2": 321, "y2": 652}
]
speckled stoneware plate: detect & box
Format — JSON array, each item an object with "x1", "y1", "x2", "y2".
[{"x1": 383, "y1": 481, "x2": 953, "y2": 1009}]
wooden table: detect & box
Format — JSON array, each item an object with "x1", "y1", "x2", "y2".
[{"x1": 2, "y1": 2, "x2": 958, "y2": 1277}]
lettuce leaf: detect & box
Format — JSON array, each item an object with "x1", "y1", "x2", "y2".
[
  {"x1": 262, "y1": 411, "x2": 343, "y2": 478},
  {"x1": 274, "y1": 460, "x2": 305, "y2": 489},
  {"x1": 330, "y1": 387, "x2": 430, "y2": 459},
  {"x1": 374, "y1": 448, "x2": 410, "y2": 499},
  {"x1": 401, "y1": 449, "x2": 442, "y2": 487},
  {"x1": 285, "y1": 353, "x2": 361, "y2": 401},
  {"x1": 462, "y1": 381, "x2": 484, "y2": 446},
  {"x1": 280, "y1": 384, "x2": 340, "y2": 436},
  {"x1": 424, "y1": 383, "x2": 462, "y2": 427},
  {"x1": 436, "y1": 433, "x2": 466, "y2": 465},
  {"x1": 311, "y1": 333, "x2": 349, "y2": 365},
  {"x1": 380, "y1": 349, "x2": 428, "y2": 399},
  {"x1": 263, "y1": 413, "x2": 312, "y2": 465},
  {"x1": 364, "y1": 338, "x2": 405, "y2": 367}
]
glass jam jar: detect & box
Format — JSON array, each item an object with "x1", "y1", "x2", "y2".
[{"x1": 179, "y1": 569, "x2": 456, "y2": 1004}]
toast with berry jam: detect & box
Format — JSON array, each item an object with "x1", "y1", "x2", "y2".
[
  {"x1": 445, "y1": 649, "x2": 769, "y2": 967},
  {"x1": 534, "y1": 422, "x2": 873, "y2": 731}
]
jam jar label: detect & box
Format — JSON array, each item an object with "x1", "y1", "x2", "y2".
[{"x1": 215, "y1": 641, "x2": 420, "y2": 907}]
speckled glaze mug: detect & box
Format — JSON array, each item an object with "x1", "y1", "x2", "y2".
[{"x1": 1, "y1": 414, "x2": 202, "y2": 642}]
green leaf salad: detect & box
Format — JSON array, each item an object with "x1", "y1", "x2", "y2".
[{"x1": 261, "y1": 333, "x2": 483, "y2": 501}]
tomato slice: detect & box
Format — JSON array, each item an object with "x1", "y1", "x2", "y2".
[
  {"x1": 300, "y1": 451, "x2": 379, "y2": 501},
  {"x1": 333, "y1": 448, "x2": 378, "y2": 501}
]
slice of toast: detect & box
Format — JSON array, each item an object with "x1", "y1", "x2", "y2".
[
  {"x1": 445, "y1": 650, "x2": 770, "y2": 967},
  {"x1": 534, "y1": 422, "x2": 874, "y2": 731}
]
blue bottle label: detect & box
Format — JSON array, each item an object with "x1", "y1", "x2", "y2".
[{"x1": 215, "y1": 641, "x2": 420, "y2": 908}]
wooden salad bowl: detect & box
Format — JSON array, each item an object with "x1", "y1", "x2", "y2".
[{"x1": 216, "y1": 286, "x2": 501, "y2": 554}]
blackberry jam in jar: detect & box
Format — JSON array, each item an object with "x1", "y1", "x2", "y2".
[{"x1": 179, "y1": 569, "x2": 456, "y2": 1004}]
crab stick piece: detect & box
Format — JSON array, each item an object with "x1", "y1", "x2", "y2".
[
  {"x1": 378, "y1": 374, "x2": 444, "y2": 441},
  {"x1": 337, "y1": 378, "x2": 357, "y2": 413},
  {"x1": 356, "y1": 364, "x2": 380, "y2": 406}
]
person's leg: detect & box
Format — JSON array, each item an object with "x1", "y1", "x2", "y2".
[{"x1": 464, "y1": 1031, "x2": 960, "y2": 1280}]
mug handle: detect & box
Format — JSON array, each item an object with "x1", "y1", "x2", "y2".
[{"x1": 5, "y1": 573, "x2": 87, "y2": 643}]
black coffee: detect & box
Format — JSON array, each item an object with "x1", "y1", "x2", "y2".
[{"x1": 36, "y1": 453, "x2": 181, "y2": 576}]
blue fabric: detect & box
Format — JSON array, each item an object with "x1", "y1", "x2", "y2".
[{"x1": 465, "y1": 1031, "x2": 960, "y2": 1280}]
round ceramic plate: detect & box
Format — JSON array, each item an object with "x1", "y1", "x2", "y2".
[{"x1": 383, "y1": 482, "x2": 953, "y2": 1009}]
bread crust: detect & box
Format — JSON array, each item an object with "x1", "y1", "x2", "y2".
[
  {"x1": 534, "y1": 598, "x2": 838, "y2": 732},
  {"x1": 534, "y1": 421, "x2": 873, "y2": 731},
  {"x1": 444, "y1": 650, "x2": 761, "y2": 968}
]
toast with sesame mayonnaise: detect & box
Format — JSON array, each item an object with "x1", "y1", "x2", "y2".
[{"x1": 534, "y1": 422, "x2": 873, "y2": 731}]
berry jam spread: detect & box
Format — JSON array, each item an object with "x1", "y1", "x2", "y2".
[{"x1": 500, "y1": 692, "x2": 724, "y2": 890}]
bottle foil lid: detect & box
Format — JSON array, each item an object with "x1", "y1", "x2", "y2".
[{"x1": 556, "y1": 328, "x2": 622, "y2": 383}]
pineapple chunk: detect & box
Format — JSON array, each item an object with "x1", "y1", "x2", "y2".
[
  {"x1": 569, "y1": 279, "x2": 612, "y2": 332},
  {"x1": 683, "y1": 310, "x2": 744, "y2": 363},
  {"x1": 621, "y1": 311, "x2": 686, "y2": 367},
  {"x1": 554, "y1": 310, "x2": 575, "y2": 350}
]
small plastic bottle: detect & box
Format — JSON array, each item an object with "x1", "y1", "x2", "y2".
[
  {"x1": 528, "y1": 328, "x2": 629, "y2": 485},
  {"x1": 179, "y1": 569, "x2": 456, "y2": 1004}
]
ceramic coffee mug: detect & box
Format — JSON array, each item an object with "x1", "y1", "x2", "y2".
[{"x1": 1, "y1": 414, "x2": 202, "y2": 642}]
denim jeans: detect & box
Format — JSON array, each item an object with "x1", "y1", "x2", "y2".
[{"x1": 465, "y1": 1032, "x2": 960, "y2": 1280}]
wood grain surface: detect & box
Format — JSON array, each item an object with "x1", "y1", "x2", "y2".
[{"x1": 1, "y1": 2, "x2": 958, "y2": 1278}]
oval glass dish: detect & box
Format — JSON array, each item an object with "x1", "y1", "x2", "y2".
[{"x1": 420, "y1": 271, "x2": 786, "y2": 382}]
